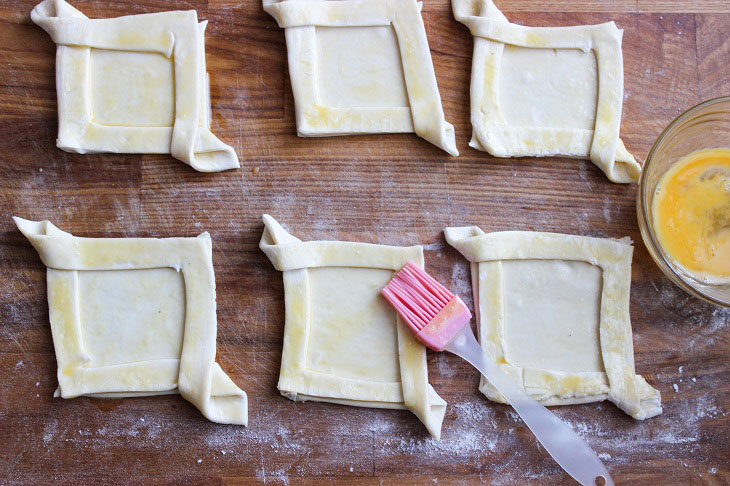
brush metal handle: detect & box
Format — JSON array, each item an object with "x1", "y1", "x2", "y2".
[{"x1": 444, "y1": 325, "x2": 614, "y2": 486}]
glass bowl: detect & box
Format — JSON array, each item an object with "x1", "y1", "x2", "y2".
[{"x1": 637, "y1": 96, "x2": 730, "y2": 307}]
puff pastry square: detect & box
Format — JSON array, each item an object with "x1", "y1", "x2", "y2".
[
  {"x1": 260, "y1": 215, "x2": 446, "y2": 438},
  {"x1": 14, "y1": 217, "x2": 248, "y2": 425},
  {"x1": 452, "y1": 0, "x2": 640, "y2": 183},
  {"x1": 263, "y1": 0, "x2": 458, "y2": 156},
  {"x1": 31, "y1": 0, "x2": 239, "y2": 172},
  {"x1": 445, "y1": 226, "x2": 661, "y2": 420}
]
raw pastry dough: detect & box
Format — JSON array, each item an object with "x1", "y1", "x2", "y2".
[
  {"x1": 452, "y1": 0, "x2": 641, "y2": 183},
  {"x1": 31, "y1": 0, "x2": 239, "y2": 172},
  {"x1": 14, "y1": 217, "x2": 247, "y2": 425},
  {"x1": 260, "y1": 215, "x2": 446, "y2": 438},
  {"x1": 445, "y1": 226, "x2": 661, "y2": 420},
  {"x1": 263, "y1": 0, "x2": 458, "y2": 156}
]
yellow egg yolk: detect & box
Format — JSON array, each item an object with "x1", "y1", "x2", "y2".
[{"x1": 652, "y1": 149, "x2": 730, "y2": 281}]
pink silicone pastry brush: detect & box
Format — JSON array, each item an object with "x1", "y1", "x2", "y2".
[{"x1": 381, "y1": 261, "x2": 614, "y2": 486}]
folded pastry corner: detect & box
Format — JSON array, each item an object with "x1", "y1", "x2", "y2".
[
  {"x1": 445, "y1": 225, "x2": 661, "y2": 420},
  {"x1": 14, "y1": 216, "x2": 248, "y2": 425},
  {"x1": 31, "y1": 0, "x2": 239, "y2": 172},
  {"x1": 260, "y1": 214, "x2": 447, "y2": 439},
  {"x1": 452, "y1": 0, "x2": 640, "y2": 183}
]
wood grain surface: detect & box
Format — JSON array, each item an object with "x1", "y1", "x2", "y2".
[{"x1": 1, "y1": 0, "x2": 729, "y2": 484}]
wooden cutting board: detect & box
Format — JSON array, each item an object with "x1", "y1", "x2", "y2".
[{"x1": 1, "y1": 0, "x2": 728, "y2": 484}]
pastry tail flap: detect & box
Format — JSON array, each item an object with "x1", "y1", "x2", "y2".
[
  {"x1": 13, "y1": 217, "x2": 73, "y2": 239},
  {"x1": 612, "y1": 139, "x2": 642, "y2": 182},
  {"x1": 259, "y1": 215, "x2": 304, "y2": 271},
  {"x1": 208, "y1": 362, "x2": 249, "y2": 425},
  {"x1": 13, "y1": 217, "x2": 52, "y2": 239},
  {"x1": 13, "y1": 217, "x2": 75, "y2": 267},
  {"x1": 440, "y1": 122, "x2": 459, "y2": 157},
  {"x1": 179, "y1": 362, "x2": 248, "y2": 426},
  {"x1": 190, "y1": 146, "x2": 240, "y2": 172},
  {"x1": 452, "y1": 0, "x2": 509, "y2": 26},
  {"x1": 407, "y1": 384, "x2": 447, "y2": 440},
  {"x1": 177, "y1": 128, "x2": 239, "y2": 173},
  {"x1": 608, "y1": 388, "x2": 661, "y2": 421},
  {"x1": 31, "y1": 0, "x2": 89, "y2": 41},
  {"x1": 589, "y1": 136, "x2": 642, "y2": 183},
  {"x1": 609, "y1": 374, "x2": 662, "y2": 420},
  {"x1": 409, "y1": 103, "x2": 459, "y2": 157},
  {"x1": 261, "y1": 215, "x2": 302, "y2": 246},
  {"x1": 31, "y1": 0, "x2": 88, "y2": 24},
  {"x1": 412, "y1": 119, "x2": 459, "y2": 157}
]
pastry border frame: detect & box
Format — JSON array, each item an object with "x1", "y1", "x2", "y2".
[
  {"x1": 263, "y1": 0, "x2": 458, "y2": 156},
  {"x1": 452, "y1": 0, "x2": 641, "y2": 183},
  {"x1": 278, "y1": 248, "x2": 420, "y2": 406},
  {"x1": 260, "y1": 214, "x2": 447, "y2": 438},
  {"x1": 445, "y1": 226, "x2": 661, "y2": 420},
  {"x1": 30, "y1": 0, "x2": 239, "y2": 172},
  {"x1": 13, "y1": 217, "x2": 248, "y2": 425}
]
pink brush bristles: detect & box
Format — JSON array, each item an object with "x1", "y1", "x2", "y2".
[
  {"x1": 381, "y1": 261, "x2": 472, "y2": 351},
  {"x1": 381, "y1": 262, "x2": 454, "y2": 331}
]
